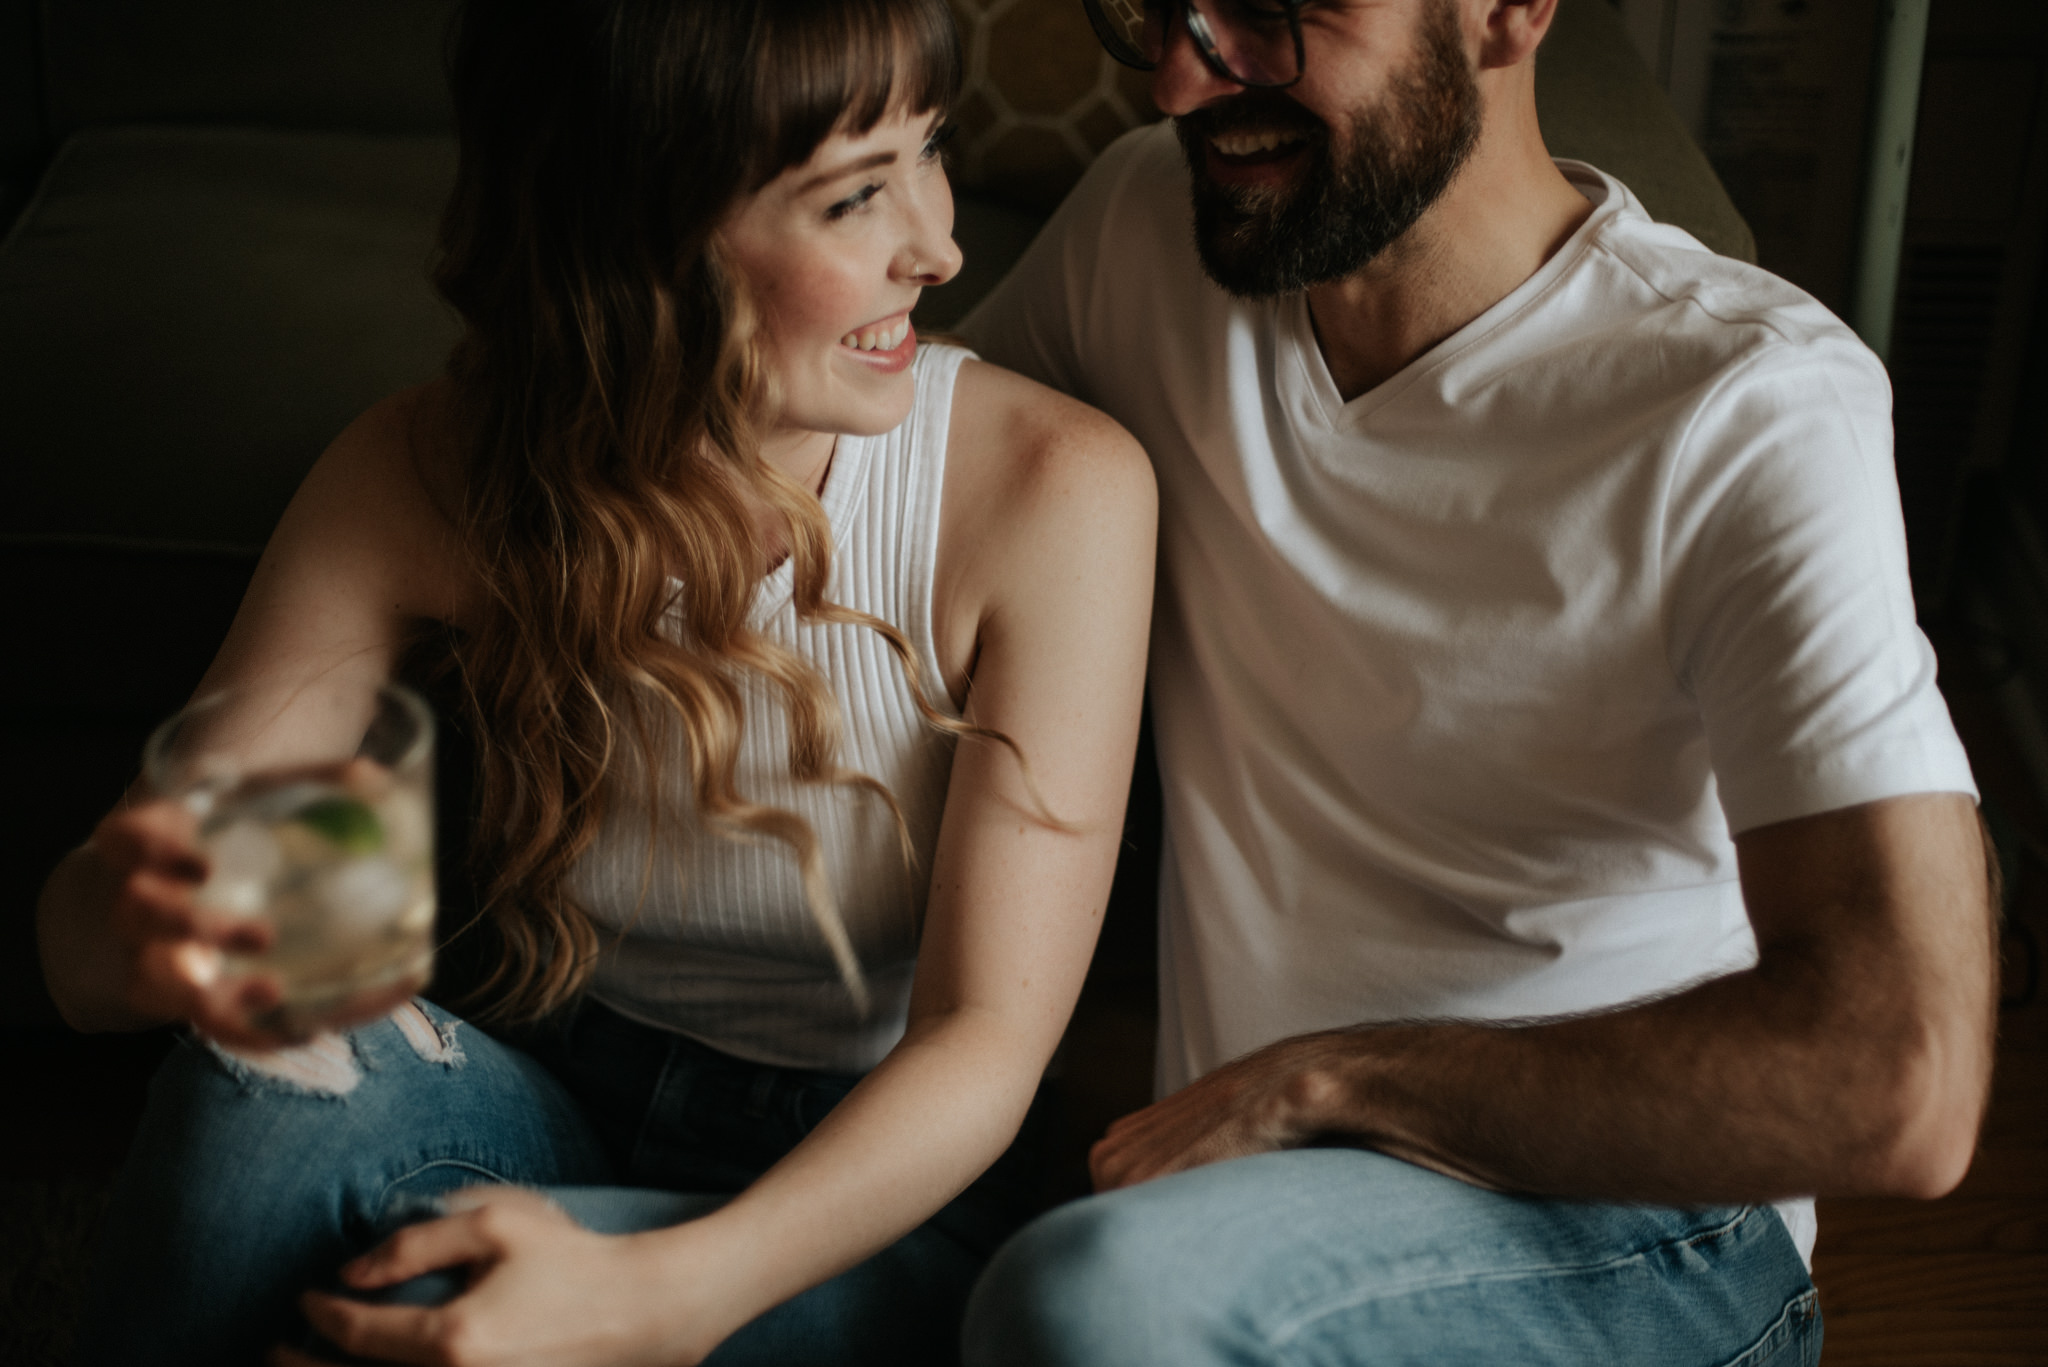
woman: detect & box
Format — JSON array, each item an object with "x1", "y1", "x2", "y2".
[{"x1": 35, "y1": 2, "x2": 1154, "y2": 1363}]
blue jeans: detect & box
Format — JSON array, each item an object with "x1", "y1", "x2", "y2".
[
  {"x1": 75, "y1": 998, "x2": 1038, "y2": 1367},
  {"x1": 963, "y1": 1149, "x2": 1821, "y2": 1366}
]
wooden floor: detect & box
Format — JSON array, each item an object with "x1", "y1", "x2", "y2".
[{"x1": 1809, "y1": 629, "x2": 2048, "y2": 1364}]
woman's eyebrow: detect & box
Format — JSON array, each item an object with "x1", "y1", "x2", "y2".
[{"x1": 796, "y1": 150, "x2": 897, "y2": 193}]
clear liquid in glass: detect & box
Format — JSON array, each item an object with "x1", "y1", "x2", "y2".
[{"x1": 191, "y1": 763, "x2": 435, "y2": 1031}]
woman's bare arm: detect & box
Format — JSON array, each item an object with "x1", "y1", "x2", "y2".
[
  {"x1": 298, "y1": 364, "x2": 1160, "y2": 1366},
  {"x1": 668, "y1": 364, "x2": 1158, "y2": 1321},
  {"x1": 37, "y1": 386, "x2": 468, "y2": 1043}
]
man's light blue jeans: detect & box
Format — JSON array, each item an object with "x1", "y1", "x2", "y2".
[
  {"x1": 74, "y1": 998, "x2": 1036, "y2": 1367},
  {"x1": 962, "y1": 1148, "x2": 1821, "y2": 1366}
]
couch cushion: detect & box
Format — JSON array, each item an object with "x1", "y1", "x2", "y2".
[
  {"x1": 0, "y1": 126, "x2": 460, "y2": 552},
  {"x1": 38, "y1": 0, "x2": 456, "y2": 139}
]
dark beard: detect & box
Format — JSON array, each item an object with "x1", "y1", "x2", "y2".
[{"x1": 1175, "y1": 0, "x2": 1481, "y2": 298}]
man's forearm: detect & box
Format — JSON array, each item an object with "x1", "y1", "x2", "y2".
[
  {"x1": 1092, "y1": 794, "x2": 1999, "y2": 1203},
  {"x1": 1271, "y1": 964, "x2": 1959, "y2": 1203}
]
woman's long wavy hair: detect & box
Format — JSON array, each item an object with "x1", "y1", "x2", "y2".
[{"x1": 429, "y1": 0, "x2": 985, "y2": 1023}]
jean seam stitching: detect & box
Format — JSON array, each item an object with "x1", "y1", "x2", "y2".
[
  {"x1": 1265, "y1": 1205, "x2": 1759, "y2": 1348},
  {"x1": 373, "y1": 1158, "x2": 519, "y2": 1218},
  {"x1": 1686, "y1": 1203, "x2": 1757, "y2": 1249},
  {"x1": 1712, "y1": 1287, "x2": 1821, "y2": 1367}
]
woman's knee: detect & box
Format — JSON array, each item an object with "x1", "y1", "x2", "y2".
[
  {"x1": 120, "y1": 1003, "x2": 601, "y2": 1224},
  {"x1": 146, "y1": 1004, "x2": 469, "y2": 1145},
  {"x1": 112, "y1": 1013, "x2": 446, "y2": 1226}
]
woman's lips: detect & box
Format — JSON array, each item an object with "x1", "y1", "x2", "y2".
[
  {"x1": 841, "y1": 314, "x2": 911, "y2": 352},
  {"x1": 839, "y1": 314, "x2": 916, "y2": 373}
]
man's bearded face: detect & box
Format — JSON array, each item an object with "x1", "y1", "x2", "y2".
[{"x1": 1174, "y1": 0, "x2": 1482, "y2": 297}]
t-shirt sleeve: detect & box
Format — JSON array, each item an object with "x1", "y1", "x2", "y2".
[
  {"x1": 1664, "y1": 331, "x2": 1977, "y2": 834},
  {"x1": 956, "y1": 127, "x2": 1159, "y2": 406}
]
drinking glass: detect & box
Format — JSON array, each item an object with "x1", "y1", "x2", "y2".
[{"x1": 143, "y1": 681, "x2": 437, "y2": 1033}]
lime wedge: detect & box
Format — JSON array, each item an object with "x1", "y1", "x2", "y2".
[{"x1": 292, "y1": 796, "x2": 385, "y2": 854}]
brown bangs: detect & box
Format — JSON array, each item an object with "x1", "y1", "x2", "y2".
[{"x1": 746, "y1": 0, "x2": 962, "y2": 188}]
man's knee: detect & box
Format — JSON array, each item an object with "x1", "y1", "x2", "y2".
[
  {"x1": 962, "y1": 1188, "x2": 1238, "y2": 1367},
  {"x1": 965, "y1": 1162, "x2": 1823, "y2": 1367},
  {"x1": 963, "y1": 1198, "x2": 1139, "y2": 1367}
]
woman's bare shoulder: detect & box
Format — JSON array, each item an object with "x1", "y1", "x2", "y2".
[
  {"x1": 319, "y1": 377, "x2": 467, "y2": 523},
  {"x1": 944, "y1": 357, "x2": 1154, "y2": 526},
  {"x1": 186, "y1": 380, "x2": 477, "y2": 696},
  {"x1": 270, "y1": 377, "x2": 475, "y2": 625},
  {"x1": 934, "y1": 358, "x2": 1156, "y2": 660}
]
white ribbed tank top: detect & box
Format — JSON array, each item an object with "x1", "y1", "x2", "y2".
[{"x1": 569, "y1": 344, "x2": 969, "y2": 1073}]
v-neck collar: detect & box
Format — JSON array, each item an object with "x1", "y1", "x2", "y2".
[{"x1": 1284, "y1": 162, "x2": 1618, "y2": 433}]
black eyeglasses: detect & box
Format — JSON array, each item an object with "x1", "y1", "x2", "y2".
[{"x1": 1082, "y1": 0, "x2": 1307, "y2": 90}]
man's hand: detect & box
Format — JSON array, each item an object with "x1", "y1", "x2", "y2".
[
  {"x1": 1089, "y1": 1040, "x2": 1301, "y2": 1191},
  {"x1": 1091, "y1": 1034, "x2": 1380, "y2": 1191},
  {"x1": 1088, "y1": 1029, "x2": 1500, "y2": 1194}
]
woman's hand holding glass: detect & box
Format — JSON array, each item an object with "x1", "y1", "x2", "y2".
[
  {"x1": 74, "y1": 794, "x2": 428, "y2": 1049},
  {"x1": 74, "y1": 796, "x2": 291, "y2": 1048},
  {"x1": 52, "y1": 679, "x2": 438, "y2": 1048}
]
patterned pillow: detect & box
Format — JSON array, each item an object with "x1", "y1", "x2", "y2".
[{"x1": 947, "y1": 0, "x2": 1161, "y2": 214}]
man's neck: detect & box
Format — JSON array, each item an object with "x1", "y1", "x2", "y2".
[{"x1": 1305, "y1": 103, "x2": 1593, "y2": 402}]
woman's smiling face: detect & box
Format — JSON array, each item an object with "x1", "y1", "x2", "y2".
[{"x1": 720, "y1": 104, "x2": 963, "y2": 442}]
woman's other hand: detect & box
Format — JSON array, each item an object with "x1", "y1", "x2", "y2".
[{"x1": 282, "y1": 1187, "x2": 732, "y2": 1367}]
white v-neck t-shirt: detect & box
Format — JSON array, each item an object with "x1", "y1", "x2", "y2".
[{"x1": 964, "y1": 123, "x2": 1975, "y2": 1262}]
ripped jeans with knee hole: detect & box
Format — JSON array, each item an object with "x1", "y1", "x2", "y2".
[{"x1": 74, "y1": 997, "x2": 1042, "y2": 1367}]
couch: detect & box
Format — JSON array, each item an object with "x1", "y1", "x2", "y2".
[{"x1": 0, "y1": 1, "x2": 1749, "y2": 1358}]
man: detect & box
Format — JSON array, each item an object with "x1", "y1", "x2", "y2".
[{"x1": 957, "y1": 0, "x2": 1995, "y2": 1361}]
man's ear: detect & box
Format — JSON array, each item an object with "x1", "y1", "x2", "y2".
[{"x1": 1477, "y1": 0, "x2": 1556, "y2": 71}]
